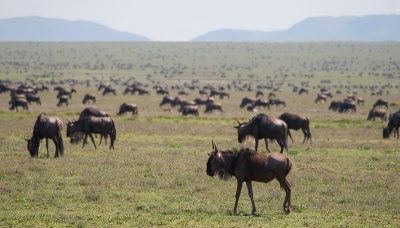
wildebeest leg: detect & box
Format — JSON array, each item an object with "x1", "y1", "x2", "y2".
[
  {"x1": 255, "y1": 139, "x2": 258, "y2": 151},
  {"x1": 246, "y1": 181, "x2": 256, "y2": 214},
  {"x1": 234, "y1": 181, "x2": 242, "y2": 215},
  {"x1": 89, "y1": 133, "x2": 97, "y2": 149},
  {"x1": 52, "y1": 138, "x2": 59, "y2": 158},
  {"x1": 288, "y1": 130, "x2": 294, "y2": 143},
  {"x1": 46, "y1": 138, "x2": 49, "y2": 158},
  {"x1": 277, "y1": 177, "x2": 291, "y2": 214},
  {"x1": 277, "y1": 138, "x2": 284, "y2": 153},
  {"x1": 307, "y1": 127, "x2": 312, "y2": 144},
  {"x1": 301, "y1": 128, "x2": 307, "y2": 144},
  {"x1": 263, "y1": 138, "x2": 270, "y2": 152},
  {"x1": 82, "y1": 134, "x2": 88, "y2": 148}
]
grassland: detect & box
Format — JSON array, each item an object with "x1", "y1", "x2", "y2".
[{"x1": 0, "y1": 42, "x2": 400, "y2": 227}]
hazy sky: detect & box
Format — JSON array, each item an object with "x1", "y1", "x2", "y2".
[{"x1": 1, "y1": 0, "x2": 399, "y2": 41}]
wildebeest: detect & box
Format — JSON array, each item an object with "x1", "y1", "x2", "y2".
[
  {"x1": 82, "y1": 94, "x2": 96, "y2": 104},
  {"x1": 199, "y1": 89, "x2": 208, "y2": 96},
  {"x1": 315, "y1": 93, "x2": 327, "y2": 103},
  {"x1": 268, "y1": 91, "x2": 276, "y2": 99},
  {"x1": 178, "y1": 90, "x2": 189, "y2": 96},
  {"x1": 383, "y1": 112, "x2": 400, "y2": 138},
  {"x1": 328, "y1": 101, "x2": 343, "y2": 111},
  {"x1": 206, "y1": 141, "x2": 292, "y2": 214},
  {"x1": 57, "y1": 95, "x2": 69, "y2": 107},
  {"x1": 26, "y1": 94, "x2": 41, "y2": 105},
  {"x1": 240, "y1": 97, "x2": 256, "y2": 108},
  {"x1": 279, "y1": 113, "x2": 311, "y2": 144},
  {"x1": 133, "y1": 87, "x2": 150, "y2": 95},
  {"x1": 117, "y1": 103, "x2": 138, "y2": 115},
  {"x1": 159, "y1": 96, "x2": 175, "y2": 107},
  {"x1": 67, "y1": 116, "x2": 116, "y2": 149},
  {"x1": 357, "y1": 97, "x2": 365, "y2": 105},
  {"x1": 210, "y1": 90, "x2": 229, "y2": 99},
  {"x1": 234, "y1": 114, "x2": 288, "y2": 153},
  {"x1": 204, "y1": 102, "x2": 223, "y2": 113},
  {"x1": 298, "y1": 88, "x2": 308, "y2": 95},
  {"x1": 373, "y1": 99, "x2": 389, "y2": 109},
  {"x1": 269, "y1": 98, "x2": 286, "y2": 107},
  {"x1": 256, "y1": 90, "x2": 263, "y2": 97},
  {"x1": 339, "y1": 102, "x2": 356, "y2": 113},
  {"x1": 9, "y1": 98, "x2": 29, "y2": 111},
  {"x1": 367, "y1": 108, "x2": 387, "y2": 121},
  {"x1": 79, "y1": 107, "x2": 110, "y2": 145},
  {"x1": 56, "y1": 88, "x2": 76, "y2": 98},
  {"x1": 156, "y1": 88, "x2": 169, "y2": 95},
  {"x1": 25, "y1": 113, "x2": 64, "y2": 158},
  {"x1": 103, "y1": 87, "x2": 116, "y2": 96},
  {"x1": 181, "y1": 105, "x2": 199, "y2": 116},
  {"x1": 254, "y1": 99, "x2": 270, "y2": 109}
]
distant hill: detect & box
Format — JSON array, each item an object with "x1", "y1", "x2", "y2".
[
  {"x1": 192, "y1": 15, "x2": 400, "y2": 42},
  {"x1": 0, "y1": 16, "x2": 150, "y2": 41}
]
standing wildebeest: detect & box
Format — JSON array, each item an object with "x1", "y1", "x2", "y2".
[
  {"x1": 269, "y1": 98, "x2": 286, "y2": 107},
  {"x1": 204, "y1": 102, "x2": 223, "y2": 113},
  {"x1": 56, "y1": 88, "x2": 76, "y2": 98},
  {"x1": 156, "y1": 88, "x2": 169, "y2": 95},
  {"x1": 25, "y1": 113, "x2": 64, "y2": 158},
  {"x1": 210, "y1": 90, "x2": 229, "y2": 99},
  {"x1": 206, "y1": 141, "x2": 292, "y2": 214},
  {"x1": 133, "y1": 87, "x2": 150, "y2": 95},
  {"x1": 159, "y1": 96, "x2": 175, "y2": 107},
  {"x1": 199, "y1": 89, "x2": 208, "y2": 96},
  {"x1": 256, "y1": 90, "x2": 263, "y2": 97},
  {"x1": 279, "y1": 113, "x2": 311, "y2": 144},
  {"x1": 57, "y1": 95, "x2": 69, "y2": 107},
  {"x1": 367, "y1": 108, "x2": 387, "y2": 121},
  {"x1": 383, "y1": 112, "x2": 400, "y2": 138},
  {"x1": 339, "y1": 102, "x2": 356, "y2": 113},
  {"x1": 268, "y1": 91, "x2": 276, "y2": 99},
  {"x1": 240, "y1": 97, "x2": 256, "y2": 108},
  {"x1": 234, "y1": 114, "x2": 288, "y2": 153},
  {"x1": 79, "y1": 107, "x2": 109, "y2": 145},
  {"x1": 357, "y1": 97, "x2": 365, "y2": 105},
  {"x1": 315, "y1": 93, "x2": 327, "y2": 103},
  {"x1": 254, "y1": 99, "x2": 270, "y2": 109},
  {"x1": 26, "y1": 94, "x2": 41, "y2": 105},
  {"x1": 103, "y1": 87, "x2": 116, "y2": 96},
  {"x1": 117, "y1": 103, "x2": 138, "y2": 115},
  {"x1": 373, "y1": 99, "x2": 389, "y2": 109},
  {"x1": 82, "y1": 94, "x2": 96, "y2": 104},
  {"x1": 67, "y1": 116, "x2": 116, "y2": 149},
  {"x1": 298, "y1": 88, "x2": 308, "y2": 95},
  {"x1": 329, "y1": 101, "x2": 343, "y2": 111},
  {"x1": 9, "y1": 98, "x2": 29, "y2": 111},
  {"x1": 181, "y1": 105, "x2": 199, "y2": 116}
]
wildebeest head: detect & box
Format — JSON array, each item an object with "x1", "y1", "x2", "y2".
[
  {"x1": 206, "y1": 140, "x2": 221, "y2": 177},
  {"x1": 25, "y1": 137, "x2": 39, "y2": 157},
  {"x1": 234, "y1": 120, "x2": 247, "y2": 143},
  {"x1": 66, "y1": 119, "x2": 83, "y2": 144},
  {"x1": 383, "y1": 128, "x2": 392, "y2": 139}
]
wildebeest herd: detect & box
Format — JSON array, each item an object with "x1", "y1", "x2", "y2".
[{"x1": 1, "y1": 76, "x2": 400, "y2": 216}]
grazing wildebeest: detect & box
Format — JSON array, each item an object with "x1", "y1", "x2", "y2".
[
  {"x1": 206, "y1": 141, "x2": 292, "y2": 214},
  {"x1": 357, "y1": 97, "x2": 365, "y2": 105},
  {"x1": 175, "y1": 97, "x2": 196, "y2": 111},
  {"x1": 57, "y1": 95, "x2": 69, "y2": 107},
  {"x1": 373, "y1": 99, "x2": 389, "y2": 109},
  {"x1": 9, "y1": 98, "x2": 29, "y2": 111},
  {"x1": 79, "y1": 107, "x2": 110, "y2": 145},
  {"x1": 256, "y1": 90, "x2": 263, "y2": 97},
  {"x1": 269, "y1": 98, "x2": 286, "y2": 107},
  {"x1": 194, "y1": 97, "x2": 209, "y2": 106},
  {"x1": 329, "y1": 101, "x2": 343, "y2": 111},
  {"x1": 117, "y1": 103, "x2": 138, "y2": 115},
  {"x1": 26, "y1": 94, "x2": 41, "y2": 105},
  {"x1": 82, "y1": 94, "x2": 96, "y2": 104},
  {"x1": 279, "y1": 113, "x2": 311, "y2": 144},
  {"x1": 210, "y1": 90, "x2": 229, "y2": 99},
  {"x1": 123, "y1": 87, "x2": 134, "y2": 95},
  {"x1": 367, "y1": 108, "x2": 387, "y2": 121},
  {"x1": 298, "y1": 88, "x2": 308, "y2": 95},
  {"x1": 156, "y1": 88, "x2": 169, "y2": 95},
  {"x1": 240, "y1": 97, "x2": 256, "y2": 108},
  {"x1": 315, "y1": 94, "x2": 327, "y2": 103},
  {"x1": 178, "y1": 90, "x2": 189, "y2": 96},
  {"x1": 181, "y1": 105, "x2": 199, "y2": 116},
  {"x1": 390, "y1": 102, "x2": 399, "y2": 108},
  {"x1": 67, "y1": 116, "x2": 116, "y2": 149},
  {"x1": 204, "y1": 102, "x2": 223, "y2": 113},
  {"x1": 159, "y1": 96, "x2": 175, "y2": 107},
  {"x1": 254, "y1": 99, "x2": 270, "y2": 109},
  {"x1": 268, "y1": 91, "x2": 276, "y2": 99},
  {"x1": 199, "y1": 89, "x2": 208, "y2": 96},
  {"x1": 246, "y1": 105, "x2": 258, "y2": 112},
  {"x1": 339, "y1": 102, "x2": 356, "y2": 113},
  {"x1": 234, "y1": 114, "x2": 288, "y2": 153},
  {"x1": 103, "y1": 87, "x2": 116, "y2": 96},
  {"x1": 383, "y1": 113, "x2": 400, "y2": 138},
  {"x1": 56, "y1": 88, "x2": 76, "y2": 98},
  {"x1": 25, "y1": 113, "x2": 64, "y2": 158},
  {"x1": 133, "y1": 87, "x2": 150, "y2": 95}
]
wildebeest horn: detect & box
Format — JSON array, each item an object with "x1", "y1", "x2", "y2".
[{"x1": 212, "y1": 140, "x2": 218, "y2": 152}]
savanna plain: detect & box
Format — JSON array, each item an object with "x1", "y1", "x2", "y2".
[{"x1": 0, "y1": 42, "x2": 399, "y2": 227}]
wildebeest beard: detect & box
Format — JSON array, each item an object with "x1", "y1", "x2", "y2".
[
  {"x1": 242, "y1": 135, "x2": 255, "y2": 144},
  {"x1": 217, "y1": 169, "x2": 232, "y2": 181}
]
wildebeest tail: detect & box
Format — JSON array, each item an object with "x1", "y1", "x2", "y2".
[{"x1": 56, "y1": 119, "x2": 64, "y2": 156}]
